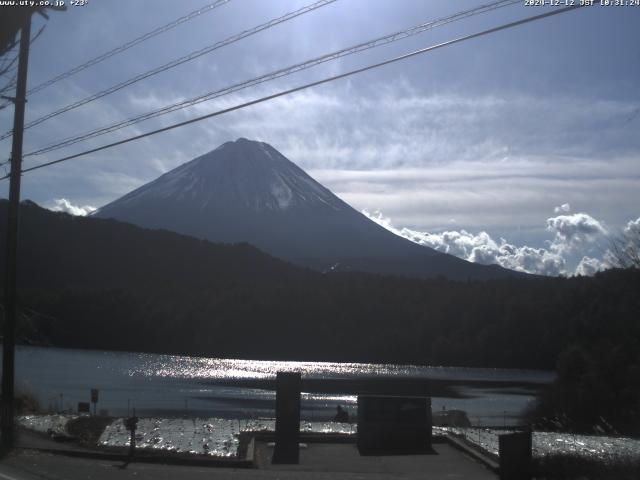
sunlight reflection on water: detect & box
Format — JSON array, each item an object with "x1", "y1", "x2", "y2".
[
  {"x1": 15, "y1": 346, "x2": 552, "y2": 423},
  {"x1": 127, "y1": 354, "x2": 554, "y2": 383}
]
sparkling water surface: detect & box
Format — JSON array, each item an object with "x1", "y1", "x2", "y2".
[{"x1": 13, "y1": 345, "x2": 553, "y2": 424}]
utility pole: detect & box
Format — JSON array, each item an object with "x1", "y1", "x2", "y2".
[{"x1": 1, "y1": 12, "x2": 32, "y2": 451}]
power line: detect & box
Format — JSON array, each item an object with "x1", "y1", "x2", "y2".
[
  {"x1": 0, "y1": 0, "x2": 337, "y2": 141},
  {"x1": 25, "y1": 0, "x2": 231, "y2": 97},
  {"x1": 24, "y1": 0, "x2": 520, "y2": 158},
  {"x1": 2, "y1": 4, "x2": 584, "y2": 181}
]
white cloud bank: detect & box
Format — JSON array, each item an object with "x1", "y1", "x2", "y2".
[
  {"x1": 49, "y1": 198, "x2": 96, "y2": 216},
  {"x1": 363, "y1": 205, "x2": 635, "y2": 277}
]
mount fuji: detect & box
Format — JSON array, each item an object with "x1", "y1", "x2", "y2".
[{"x1": 95, "y1": 138, "x2": 520, "y2": 280}]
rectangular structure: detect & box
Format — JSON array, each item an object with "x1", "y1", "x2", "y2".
[
  {"x1": 499, "y1": 430, "x2": 532, "y2": 480},
  {"x1": 357, "y1": 395, "x2": 432, "y2": 455},
  {"x1": 272, "y1": 371, "x2": 301, "y2": 464}
]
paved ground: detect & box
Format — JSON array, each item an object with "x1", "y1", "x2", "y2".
[
  {"x1": 0, "y1": 442, "x2": 497, "y2": 480},
  {"x1": 256, "y1": 442, "x2": 497, "y2": 478},
  {"x1": 15, "y1": 429, "x2": 102, "y2": 455}
]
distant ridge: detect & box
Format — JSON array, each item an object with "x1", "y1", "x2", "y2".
[{"x1": 95, "y1": 138, "x2": 523, "y2": 280}]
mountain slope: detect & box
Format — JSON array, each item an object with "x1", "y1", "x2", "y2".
[
  {"x1": 95, "y1": 138, "x2": 521, "y2": 280},
  {"x1": 0, "y1": 200, "x2": 307, "y2": 292}
]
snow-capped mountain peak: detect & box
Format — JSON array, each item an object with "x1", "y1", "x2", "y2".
[
  {"x1": 95, "y1": 138, "x2": 521, "y2": 280},
  {"x1": 106, "y1": 138, "x2": 345, "y2": 214}
]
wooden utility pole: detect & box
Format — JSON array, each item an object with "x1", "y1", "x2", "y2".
[{"x1": 1, "y1": 12, "x2": 32, "y2": 451}]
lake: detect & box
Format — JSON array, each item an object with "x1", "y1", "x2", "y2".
[{"x1": 10, "y1": 345, "x2": 554, "y2": 425}]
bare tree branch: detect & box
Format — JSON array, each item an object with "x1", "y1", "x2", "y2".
[
  {"x1": 0, "y1": 51, "x2": 19, "y2": 77},
  {"x1": 0, "y1": 11, "x2": 49, "y2": 108},
  {"x1": 608, "y1": 223, "x2": 640, "y2": 269}
]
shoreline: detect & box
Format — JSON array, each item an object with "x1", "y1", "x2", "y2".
[
  {"x1": 15, "y1": 413, "x2": 640, "y2": 478},
  {"x1": 197, "y1": 376, "x2": 548, "y2": 400}
]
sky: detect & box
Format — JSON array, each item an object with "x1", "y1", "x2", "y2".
[{"x1": 1, "y1": 0, "x2": 639, "y2": 276}]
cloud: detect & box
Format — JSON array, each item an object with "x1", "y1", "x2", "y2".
[
  {"x1": 363, "y1": 209, "x2": 567, "y2": 276},
  {"x1": 49, "y1": 198, "x2": 96, "y2": 216},
  {"x1": 575, "y1": 256, "x2": 606, "y2": 276},
  {"x1": 308, "y1": 154, "x2": 640, "y2": 236},
  {"x1": 554, "y1": 203, "x2": 571, "y2": 213},
  {"x1": 623, "y1": 216, "x2": 640, "y2": 235},
  {"x1": 362, "y1": 208, "x2": 634, "y2": 277},
  {"x1": 546, "y1": 212, "x2": 607, "y2": 253}
]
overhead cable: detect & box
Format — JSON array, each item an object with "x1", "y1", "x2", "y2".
[
  {"x1": 25, "y1": 0, "x2": 520, "y2": 157},
  {"x1": 3, "y1": 4, "x2": 584, "y2": 180},
  {"x1": 26, "y1": 0, "x2": 231, "y2": 96},
  {"x1": 0, "y1": 0, "x2": 337, "y2": 141}
]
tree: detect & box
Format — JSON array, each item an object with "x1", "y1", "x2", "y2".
[
  {"x1": 0, "y1": 6, "x2": 61, "y2": 108},
  {"x1": 609, "y1": 220, "x2": 640, "y2": 269}
]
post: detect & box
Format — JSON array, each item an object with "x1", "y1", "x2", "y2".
[
  {"x1": 1, "y1": 13, "x2": 32, "y2": 451},
  {"x1": 90, "y1": 388, "x2": 98, "y2": 415},
  {"x1": 125, "y1": 415, "x2": 138, "y2": 459},
  {"x1": 272, "y1": 372, "x2": 301, "y2": 464}
]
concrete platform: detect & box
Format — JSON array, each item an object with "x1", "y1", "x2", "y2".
[
  {"x1": 7, "y1": 428, "x2": 498, "y2": 479},
  {"x1": 1, "y1": 443, "x2": 498, "y2": 480},
  {"x1": 255, "y1": 441, "x2": 497, "y2": 479}
]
